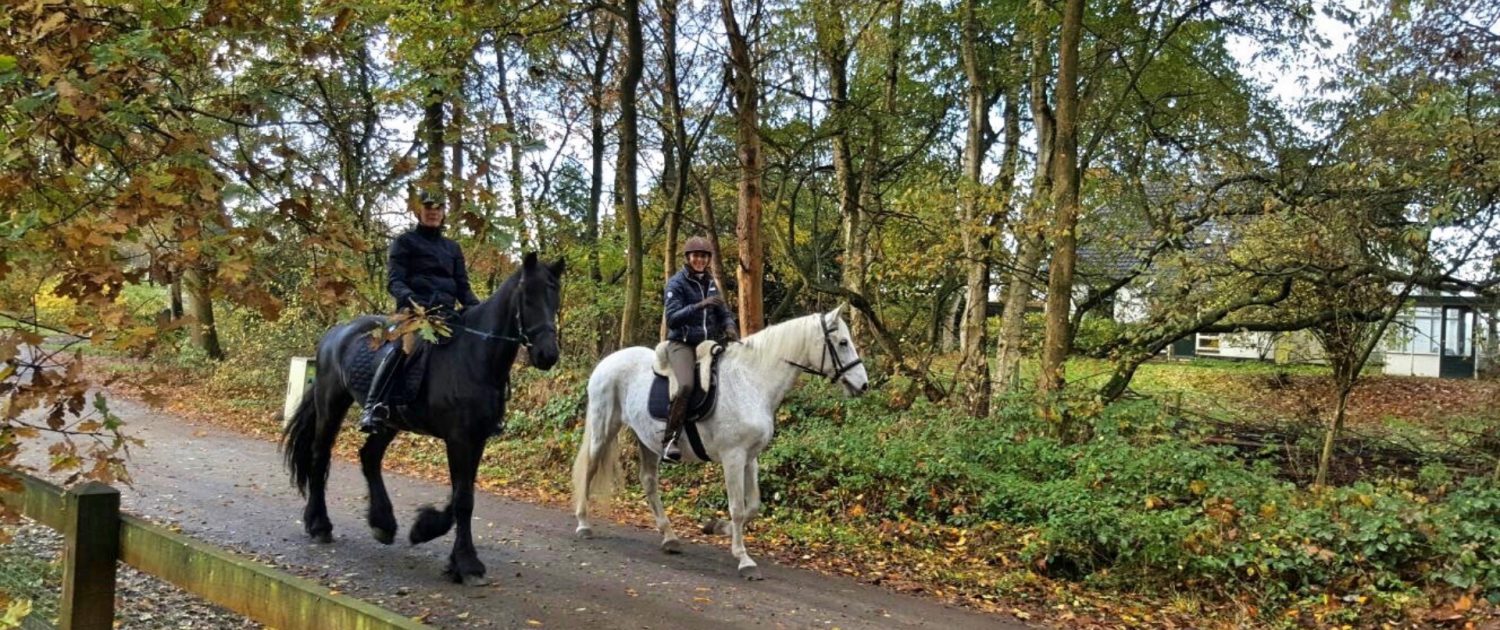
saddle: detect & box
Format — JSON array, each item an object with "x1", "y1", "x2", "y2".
[
  {"x1": 345, "y1": 337, "x2": 433, "y2": 409},
  {"x1": 647, "y1": 340, "x2": 724, "y2": 425}
]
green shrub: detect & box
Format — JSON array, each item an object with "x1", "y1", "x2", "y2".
[{"x1": 751, "y1": 383, "x2": 1500, "y2": 613}]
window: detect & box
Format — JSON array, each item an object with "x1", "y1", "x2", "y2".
[
  {"x1": 1197, "y1": 334, "x2": 1221, "y2": 353},
  {"x1": 1388, "y1": 307, "x2": 1441, "y2": 355}
]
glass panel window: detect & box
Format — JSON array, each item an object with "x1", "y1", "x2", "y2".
[
  {"x1": 1197, "y1": 334, "x2": 1221, "y2": 353},
  {"x1": 1389, "y1": 307, "x2": 1440, "y2": 355}
]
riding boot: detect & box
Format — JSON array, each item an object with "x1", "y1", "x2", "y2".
[
  {"x1": 661, "y1": 395, "x2": 690, "y2": 463},
  {"x1": 359, "y1": 344, "x2": 402, "y2": 433}
]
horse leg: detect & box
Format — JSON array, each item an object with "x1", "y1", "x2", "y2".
[
  {"x1": 360, "y1": 430, "x2": 399, "y2": 545},
  {"x1": 720, "y1": 449, "x2": 762, "y2": 580},
  {"x1": 443, "y1": 438, "x2": 488, "y2": 586},
  {"x1": 305, "y1": 386, "x2": 351, "y2": 544},
  {"x1": 635, "y1": 436, "x2": 682, "y2": 553},
  {"x1": 746, "y1": 457, "x2": 763, "y2": 520},
  {"x1": 702, "y1": 458, "x2": 759, "y2": 537}
]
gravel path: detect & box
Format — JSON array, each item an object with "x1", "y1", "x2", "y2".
[
  {"x1": 0, "y1": 521, "x2": 258, "y2": 629},
  {"x1": 8, "y1": 396, "x2": 1027, "y2": 629}
]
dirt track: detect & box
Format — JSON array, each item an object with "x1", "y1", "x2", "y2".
[{"x1": 18, "y1": 397, "x2": 1027, "y2": 629}]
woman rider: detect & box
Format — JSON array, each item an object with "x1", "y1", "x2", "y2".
[
  {"x1": 359, "y1": 189, "x2": 481, "y2": 434},
  {"x1": 660, "y1": 235, "x2": 738, "y2": 462}
]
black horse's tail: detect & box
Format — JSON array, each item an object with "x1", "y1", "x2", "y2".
[{"x1": 282, "y1": 394, "x2": 319, "y2": 497}]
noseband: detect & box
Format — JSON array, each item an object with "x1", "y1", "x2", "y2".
[{"x1": 785, "y1": 314, "x2": 863, "y2": 388}]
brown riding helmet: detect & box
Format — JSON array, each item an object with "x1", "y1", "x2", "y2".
[{"x1": 683, "y1": 236, "x2": 713, "y2": 257}]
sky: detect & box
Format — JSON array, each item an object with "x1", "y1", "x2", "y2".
[{"x1": 1225, "y1": 1, "x2": 1357, "y2": 131}]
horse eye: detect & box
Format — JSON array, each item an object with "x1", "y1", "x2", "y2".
[{"x1": 839, "y1": 339, "x2": 850, "y2": 348}]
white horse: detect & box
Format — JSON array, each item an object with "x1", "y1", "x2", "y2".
[{"x1": 572, "y1": 306, "x2": 869, "y2": 579}]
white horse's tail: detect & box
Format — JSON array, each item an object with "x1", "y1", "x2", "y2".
[{"x1": 572, "y1": 374, "x2": 625, "y2": 513}]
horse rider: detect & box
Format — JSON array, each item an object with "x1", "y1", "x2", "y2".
[
  {"x1": 359, "y1": 189, "x2": 481, "y2": 434},
  {"x1": 661, "y1": 235, "x2": 738, "y2": 462}
]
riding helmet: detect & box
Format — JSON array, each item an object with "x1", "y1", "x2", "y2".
[{"x1": 683, "y1": 236, "x2": 713, "y2": 257}]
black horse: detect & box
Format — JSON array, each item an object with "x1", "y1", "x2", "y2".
[{"x1": 283, "y1": 252, "x2": 564, "y2": 585}]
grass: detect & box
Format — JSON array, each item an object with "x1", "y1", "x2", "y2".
[{"x1": 0, "y1": 537, "x2": 60, "y2": 628}]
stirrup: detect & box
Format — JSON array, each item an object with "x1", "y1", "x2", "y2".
[
  {"x1": 358, "y1": 404, "x2": 389, "y2": 433},
  {"x1": 661, "y1": 436, "x2": 682, "y2": 464}
]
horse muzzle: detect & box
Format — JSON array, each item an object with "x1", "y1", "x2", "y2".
[{"x1": 529, "y1": 347, "x2": 560, "y2": 371}]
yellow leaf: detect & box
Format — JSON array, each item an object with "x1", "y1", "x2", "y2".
[
  {"x1": 1189, "y1": 480, "x2": 1207, "y2": 495},
  {"x1": 2, "y1": 598, "x2": 34, "y2": 627},
  {"x1": 526, "y1": 620, "x2": 543, "y2": 627}
]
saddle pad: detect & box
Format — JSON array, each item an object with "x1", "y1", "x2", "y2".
[
  {"x1": 345, "y1": 340, "x2": 431, "y2": 407},
  {"x1": 647, "y1": 373, "x2": 717, "y2": 423}
]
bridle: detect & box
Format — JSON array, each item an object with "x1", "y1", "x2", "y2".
[
  {"x1": 457, "y1": 274, "x2": 554, "y2": 349},
  {"x1": 785, "y1": 313, "x2": 863, "y2": 389}
]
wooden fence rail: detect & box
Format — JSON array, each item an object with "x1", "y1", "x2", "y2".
[{"x1": 0, "y1": 467, "x2": 427, "y2": 630}]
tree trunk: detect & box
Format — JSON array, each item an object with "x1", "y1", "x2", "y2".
[
  {"x1": 954, "y1": 0, "x2": 992, "y2": 417},
  {"x1": 169, "y1": 275, "x2": 183, "y2": 320},
  {"x1": 941, "y1": 292, "x2": 963, "y2": 351},
  {"x1": 996, "y1": 0, "x2": 1055, "y2": 392},
  {"x1": 616, "y1": 0, "x2": 645, "y2": 348},
  {"x1": 1315, "y1": 385, "x2": 1352, "y2": 488},
  {"x1": 660, "y1": 0, "x2": 691, "y2": 341},
  {"x1": 848, "y1": 0, "x2": 902, "y2": 348},
  {"x1": 423, "y1": 87, "x2": 445, "y2": 193},
  {"x1": 695, "y1": 171, "x2": 730, "y2": 296},
  {"x1": 1037, "y1": 0, "x2": 1084, "y2": 438},
  {"x1": 661, "y1": 141, "x2": 680, "y2": 342},
  {"x1": 586, "y1": 19, "x2": 615, "y2": 356},
  {"x1": 182, "y1": 264, "x2": 223, "y2": 360},
  {"x1": 450, "y1": 90, "x2": 465, "y2": 216},
  {"x1": 1486, "y1": 308, "x2": 1498, "y2": 377},
  {"x1": 723, "y1": 0, "x2": 765, "y2": 336},
  {"x1": 815, "y1": 0, "x2": 862, "y2": 338},
  {"x1": 496, "y1": 43, "x2": 530, "y2": 248}
]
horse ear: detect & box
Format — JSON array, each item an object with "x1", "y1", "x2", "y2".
[
  {"x1": 828, "y1": 303, "x2": 846, "y2": 321},
  {"x1": 549, "y1": 258, "x2": 566, "y2": 277},
  {"x1": 523, "y1": 251, "x2": 538, "y2": 270}
]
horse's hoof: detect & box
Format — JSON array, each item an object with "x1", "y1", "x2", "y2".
[
  {"x1": 311, "y1": 531, "x2": 334, "y2": 545},
  {"x1": 370, "y1": 527, "x2": 395, "y2": 545},
  {"x1": 739, "y1": 565, "x2": 764, "y2": 581},
  {"x1": 661, "y1": 538, "x2": 683, "y2": 554},
  {"x1": 575, "y1": 526, "x2": 593, "y2": 540},
  {"x1": 461, "y1": 574, "x2": 491, "y2": 587}
]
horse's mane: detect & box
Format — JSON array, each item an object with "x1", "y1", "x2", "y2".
[
  {"x1": 462, "y1": 268, "x2": 521, "y2": 329},
  {"x1": 733, "y1": 312, "x2": 825, "y2": 363}
]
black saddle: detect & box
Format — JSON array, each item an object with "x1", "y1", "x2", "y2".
[
  {"x1": 647, "y1": 346, "x2": 725, "y2": 462},
  {"x1": 346, "y1": 339, "x2": 432, "y2": 408},
  {"x1": 648, "y1": 373, "x2": 718, "y2": 423}
]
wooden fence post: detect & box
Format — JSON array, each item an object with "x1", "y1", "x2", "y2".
[{"x1": 60, "y1": 481, "x2": 119, "y2": 630}]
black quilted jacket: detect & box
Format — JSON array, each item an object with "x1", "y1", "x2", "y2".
[{"x1": 386, "y1": 225, "x2": 480, "y2": 312}]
